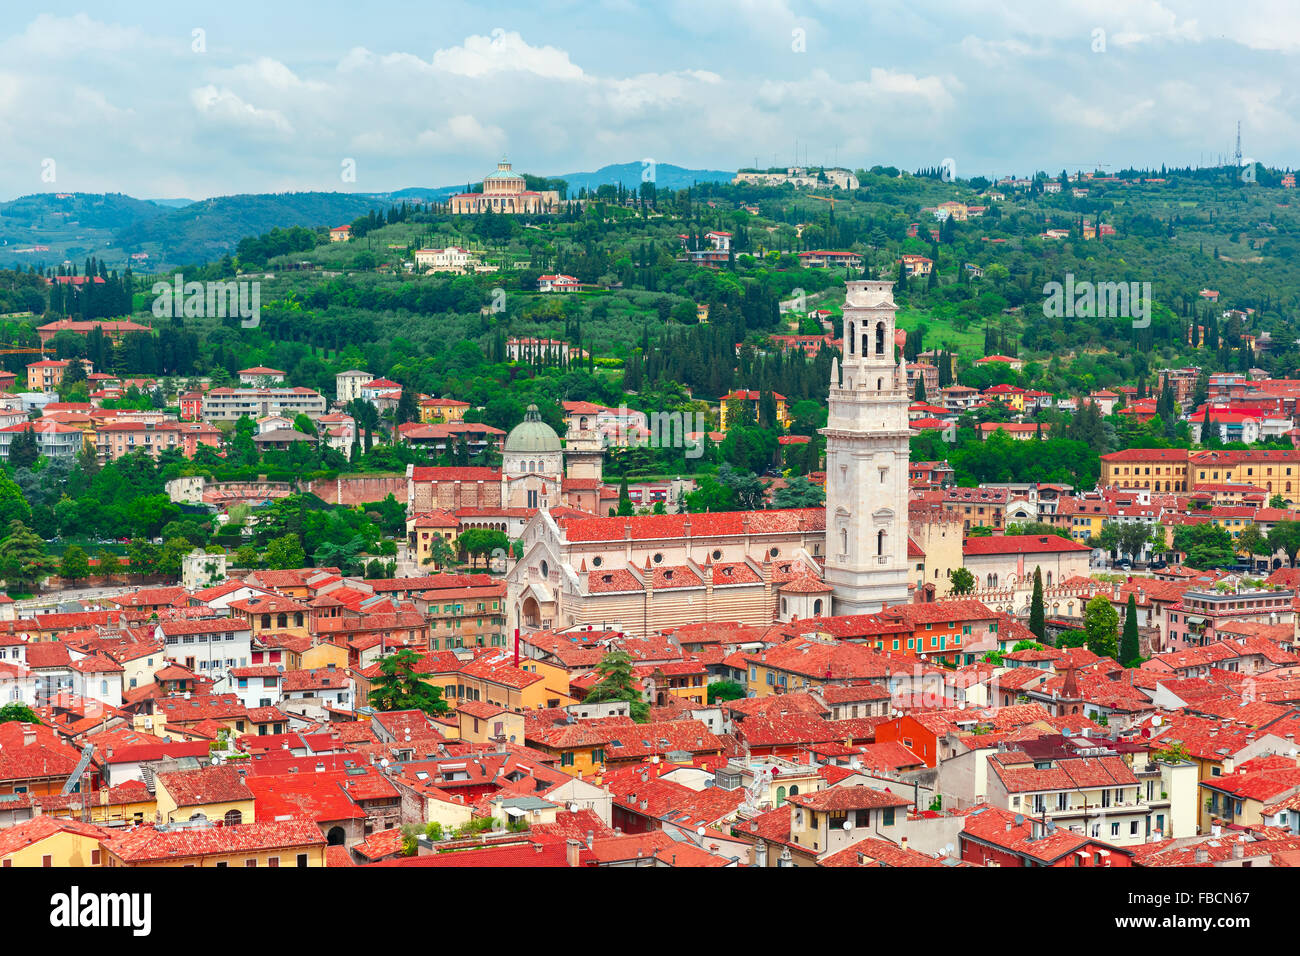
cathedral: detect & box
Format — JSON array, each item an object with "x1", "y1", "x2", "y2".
[
  {"x1": 448, "y1": 160, "x2": 561, "y2": 215},
  {"x1": 503, "y1": 277, "x2": 914, "y2": 636}
]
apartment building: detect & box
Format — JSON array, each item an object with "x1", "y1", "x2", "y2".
[{"x1": 201, "y1": 387, "x2": 327, "y2": 422}]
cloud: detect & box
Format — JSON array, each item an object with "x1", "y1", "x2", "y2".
[
  {"x1": 415, "y1": 115, "x2": 507, "y2": 155},
  {"x1": 190, "y1": 85, "x2": 294, "y2": 136},
  {"x1": 0, "y1": 8, "x2": 1297, "y2": 201},
  {"x1": 431, "y1": 28, "x2": 584, "y2": 80}
]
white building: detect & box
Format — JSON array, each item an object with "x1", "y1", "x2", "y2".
[
  {"x1": 155, "y1": 620, "x2": 253, "y2": 690},
  {"x1": 413, "y1": 246, "x2": 492, "y2": 274},
  {"x1": 821, "y1": 279, "x2": 912, "y2": 614},
  {"x1": 336, "y1": 370, "x2": 371, "y2": 406}
]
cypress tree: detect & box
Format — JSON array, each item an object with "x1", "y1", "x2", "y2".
[
  {"x1": 1120, "y1": 592, "x2": 1142, "y2": 667},
  {"x1": 1029, "y1": 566, "x2": 1046, "y2": 640}
]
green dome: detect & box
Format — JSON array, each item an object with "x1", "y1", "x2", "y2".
[{"x1": 505, "y1": 404, "x2": 561, "y2": 453}]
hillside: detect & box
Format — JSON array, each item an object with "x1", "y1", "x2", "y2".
[{"x1": 111, "y1": 192, "x2": 385, "y2": 267}]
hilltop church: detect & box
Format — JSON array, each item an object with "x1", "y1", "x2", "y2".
[{"x1": 505, "y1": 279, "x2": 914, "y2": 636}]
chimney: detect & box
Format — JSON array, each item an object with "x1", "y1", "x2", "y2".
[
  {"x1": 754, "y1": 839, "x2": 768, "y2": 867},
  {"x1": 1194, "y1": 847, "x2": 1209, "y2": 864},
  {"x1": 21, "y1": 724, "x2": 35, "y2": 747},
  {"x1": 585, "y1": 829, "x2": 594, "y2": 849},
  {"x1": 1232, "y1": 842, "x2": 1244, "y2": 861},
  {"x1": 565, "y1": 838, "x2": 582, "y2": 867},
  {"x1": 900, "y1": 836, "x2": 908, "y2": 852}
]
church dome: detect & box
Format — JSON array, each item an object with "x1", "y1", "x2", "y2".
[{"x1": 505, "y1": 404, "x2": 561, "y2": 453}]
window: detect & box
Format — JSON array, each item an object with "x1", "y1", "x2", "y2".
[
  {"x1": 268, "y1": 857, "x2": 279, "y2": 867},
  {"x1": 245, "y1": 859, "x2": 257, "y2": 867},
  {"x1": 297, "y1": 854, "x2": 308, "y2": 867}
]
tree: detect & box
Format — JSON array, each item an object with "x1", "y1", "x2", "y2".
[
  {"x1": 368, "y1": 648, "x2": 450, "y2": 715},
  {"x1": 1056, "y1": 630, "x2": 1088, "y2": 648},
  {"x1": 0, "y1": 470, "x2": 32, "y2": 527},
  {"x1": 235, "y1": 544, "x2": 260, "y2": 568},
  {"x1": 1120, "y1": 592, "x2": 1142, "y2": 667},
  {"x1": 59, "y1": 545, "x2": 90, "y2": 584},
  {"x1": 456, "y1": 528, "x2": 509, "y2": 569},
  {"x1": 1200, "y1": 405, "x2": 1220, "y2": 448},
  {"x1": 771, "y1": 475, "x2": 825, "y2": 509},
  {"x1": 617, "y1": 477, "x2": 634, "y2": 516},
  {"x1": 707, "y1": 680, "x2": 746, "y2": 704},
  {"x1": 583, "y1": 650, "x2": 649, "y2": 722},
  {"x1": 7, "y1": 428, "x2": 39, "y2": 469},
  {"x1": 1119, "y1": 522, "x2": 1154, "y2": 563},
  {"x1": 1236, "y1": 523, "x2": 1266, "y2": 563},
  {"x1": 264, "y1": 534, "x2": 307, "y2": 570},
  {"x1": 0, "y1": 702, "x2": 40, "y2": 724},
  {"x1": 1083, "y1": 594, "x2": 1119, "y2": 661},
  {"x1": 96, "y1": 549, "x2": 122, "y2": 577},
  {"x1": 1268, "y1": 521, "x2": 1300, "y2": 567},
  {"x1": 0, "y1": 521, "x2": 55, "y2": 593},
  {"x1": 949, "y1": 567, "x2": 975, "y2": 595},
  {"x1": 423, "y1": 534, "x2": 458, "y2": 570},
  {"x1": 1028, "y1": 566, "x2": 1046, "y2": 640}
]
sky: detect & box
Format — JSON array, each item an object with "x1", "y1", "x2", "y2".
[{"x1": 0, "y1": 0, "x2": 1297, "y2": 201}]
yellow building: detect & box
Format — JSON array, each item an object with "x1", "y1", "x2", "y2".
[
  {"x1": 1099, "y1": 449, "x2": 1190, "y2": 492},
  {"x1": 456, "y1": 700, "x2": 525, "y2": 745},
  {"x1": 637, "y1": 662, "x2": 708, "y2": 707},
  {"x1": 719, "y1": 390, "x2": 791, "y2": 431},
  {"x1": 1189, "y1": 449, "x2": 1300, "y2": 498},
  {"x1": 229, "y1": 595, "x2": 312, "y2": 641},
  {"x1": 39, "y1": 780, "x2": 157, "y2": 827},
  {"x1": 302, "y1": 640, "x2": 349, "y2": 672},
  {"x1": 0, "y1": 817, "x2": 111, "y2": 867},
  {"x1": 419, "y1": 398, "x2": 470, "y2": 424},
  {"x1": 525, "y1": 720, "x2": 611, "y2": 780},
  {"x1": 154, "y1": 766, "x2": 255, "y2": 826},
  {"x1": 407, "y1": 511, "x2": 461, "y2": 568},
  {"x1": 785, "y1": 786, "x2": 912, "y2": 859},
  {"x1": 101, "y1": 819, "x2": 327, "y2": 867},
  {"x1": 450, "y1": 652, "x2": 575, "y2": 713}
]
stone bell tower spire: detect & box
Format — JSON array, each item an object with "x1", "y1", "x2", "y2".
[{"x1": 820, "y1": 279, "x2": 912, "y2": 615}]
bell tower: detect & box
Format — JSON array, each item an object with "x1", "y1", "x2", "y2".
[{"x1": 821, "y1": 279, "x2": 912, "y2": 615}]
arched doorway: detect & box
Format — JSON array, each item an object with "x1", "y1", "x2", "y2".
[
  {"x1": 327, "y1": 827, "x2": 346, "y2": 846},
  {"x1": 522, "y1": 596, "x2": 541, "y2": 628}
]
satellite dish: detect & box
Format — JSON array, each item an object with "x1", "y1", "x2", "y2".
[
  {"x1": 850, "y1": 758, "x2": 862, "y2": 771},
  {"x1": 697, "y1": 826, "x2": 706, "y2": 837},
  {"x1": 843, "y1": 819, "x2": 853, "y2": 831},
  {"x1": 380, "y1": 758, "x2": 389, "y2": 768},
  {"x1": 1152, "y1": 715, "x2": 1163, "y2": 727},
  {"x1": 570, "y1": 804, "x2": 580, "y2": 814}
]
